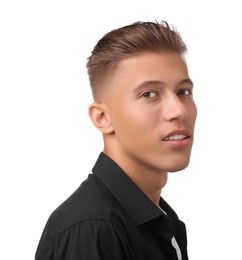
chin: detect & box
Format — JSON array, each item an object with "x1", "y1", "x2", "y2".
[{"x1": 166, "y1": 159, "x2": 191, "y2": 173}]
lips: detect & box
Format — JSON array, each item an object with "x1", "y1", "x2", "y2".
[
  {"x1": 164, "y1": 134, "x2": 187, "y2": 141},
  {"x1": 162, "y1": 129, "x2": 191, "y2": 141}
]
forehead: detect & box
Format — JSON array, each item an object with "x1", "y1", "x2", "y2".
[{"x1": 112, "y1": 52, "x2": 189, "y2": 87}]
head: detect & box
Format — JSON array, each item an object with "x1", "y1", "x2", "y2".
[
  {"x1": 87, "y1": 21, "x2": 187, "y2": 99},
  {"x1": 87, "y1": 21, "x2": 197, "y2": 176}
]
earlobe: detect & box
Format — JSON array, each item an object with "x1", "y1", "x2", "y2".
[{"x1": 88, "y1": 103, "x2": 114, "y2": 134}]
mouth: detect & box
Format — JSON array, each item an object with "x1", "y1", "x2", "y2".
[
  {"x1": 163, "y1": 134, "x2": 190, "y2": 141},
  {"x1": 162, "y1": 129, "x2": 192, "y2": 148}
]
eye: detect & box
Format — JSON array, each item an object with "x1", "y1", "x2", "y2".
[
  {"x1": 177, "y1": 89, "x2": 192, "y2": 96},
  {"x1": 142, "y1": 91, "x2": 157, "y2": 98}
]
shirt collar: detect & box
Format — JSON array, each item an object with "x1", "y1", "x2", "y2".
[{"x1": 92, "y1": 152, "x2": 165, "y2": 226}]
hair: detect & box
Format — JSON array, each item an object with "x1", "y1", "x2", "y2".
[{"x1": 86, "y1": 21, "x2": 187, "y2": 99}]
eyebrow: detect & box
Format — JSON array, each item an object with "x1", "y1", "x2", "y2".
[
  {"x1": 180, "y1": 78, "x2": 194, "y2": 86},
  {"x1": 133, "y1": 78, "x2": 194, "y2": 91}
]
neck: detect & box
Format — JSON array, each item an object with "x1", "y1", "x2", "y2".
[
  {"x1": 103, "y1": 148, "x2": 168, "y2": 206},
  {"x1": 127, "y1": 168, "x2": 168, "y2": 206}
]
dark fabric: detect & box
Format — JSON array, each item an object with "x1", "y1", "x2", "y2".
[{"x1": 35, "y1": 152, "x2": 189, "y2": 260}]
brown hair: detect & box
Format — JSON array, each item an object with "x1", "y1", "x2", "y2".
[{"x1": 86, "y1": 21, "x2": 187, "y2": 99}]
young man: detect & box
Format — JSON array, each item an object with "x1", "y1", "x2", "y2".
[{"x1": 35, "y1": 21, "x2": 197, "y2": 260}]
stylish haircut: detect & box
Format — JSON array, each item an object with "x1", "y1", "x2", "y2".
[{"x1": 86, "y1": 21, "x2": 187, "y2": 99}]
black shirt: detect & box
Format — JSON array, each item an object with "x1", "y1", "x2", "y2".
[{"x1": 35, "y1": 152, "x2": 189, "y2": 260}]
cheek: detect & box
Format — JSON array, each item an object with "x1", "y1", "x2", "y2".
[
  {"x1": 191, "y1": 103, "x2": 197, "y2": 123},
  {"x1": 109, "y1": 96, "x2": 161, "y2": 137},
  {"x1": 112, "y1": 107, "x2": 154, "y2": 138},
  {"x1": 185, "y1": 100, "x2": 197, "y2": 123}
]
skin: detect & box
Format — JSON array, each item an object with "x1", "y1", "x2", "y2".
[{"x1": 89, "y1": 52, "x2": 197, "y2": 206}]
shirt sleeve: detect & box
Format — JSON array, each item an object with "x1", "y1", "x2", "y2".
[{"x1": 35, "y1": 219, "x2": 134, "y2": 260}]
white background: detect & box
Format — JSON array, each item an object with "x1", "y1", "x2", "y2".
[{"x1": 0, "y1": 0, "x2": 241, "y2": 259}]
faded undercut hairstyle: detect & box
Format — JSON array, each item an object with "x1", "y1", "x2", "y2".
[{"x1": 86, "y1": 21, "x2": 187, "y2": 99}]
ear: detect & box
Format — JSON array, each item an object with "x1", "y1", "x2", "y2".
[{"x1": 88, "y1": 103, "x2": 114, "y2": 134}]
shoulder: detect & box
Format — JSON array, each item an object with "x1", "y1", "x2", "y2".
[
  {"x1": 36, "y1": 218, "x2": 132, "y2": 260},
  {"x1": 36, "y1": 174, "x2": 124, "y2": 258},
  {"x1": 50, "y1": 173, "x2": 113, "y2": 223}
]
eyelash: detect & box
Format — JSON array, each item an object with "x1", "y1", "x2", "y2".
[
  {"x1": 177, "y1": 89, "x2": 192, "y2": 96},
  {"x1": 141, "y1": 91, "x2": 157, "y2": 98},
  {"x1": 140, "y1": 88, "x2": 192, "y2": 100}
]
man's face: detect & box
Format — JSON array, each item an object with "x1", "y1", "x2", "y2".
[{"x1": 103, "y1": 52, "x2": 197, "y2": 174}]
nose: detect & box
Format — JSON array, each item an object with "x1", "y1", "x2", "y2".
[{"x1": 163, "y1": 93, "x2": 189, "y2": 121}]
